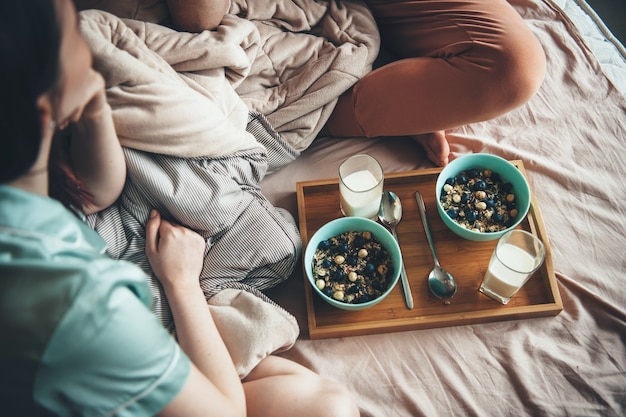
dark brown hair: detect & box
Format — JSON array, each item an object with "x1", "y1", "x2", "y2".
[
  {"x1": 0, "y1": 1, "x2": 61, "y2": 182},
  {"x1": 1, "y1": 0, "x2": 92, "y2": 208}
]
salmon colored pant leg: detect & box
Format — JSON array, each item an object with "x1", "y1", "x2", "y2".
[{"x1": 327, "y1": 0, "x2": 546, "y2": 137}]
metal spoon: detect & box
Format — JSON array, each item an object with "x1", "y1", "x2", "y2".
[
  {"x1": 415, "y1": 191, "x2": 458, "y2": 300},
  {"x1": 378, "y1": 191, "x2": 414, "y2": 309}
]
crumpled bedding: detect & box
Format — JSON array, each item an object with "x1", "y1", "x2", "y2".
[
  {"x1": 77, "y1": 0, "x2": 379, "y2": 377},
  {"x1": 80, "y1": 10, "x2": 263, "y2": 159},
  {"x1": 87, "y1": 141, "x2": 302, "y2": 378},
  {"x1": 260, "y1": 0, "x2": 626, "y2": 415},
  {"x1": 79, "y1": 0, "x2": 379, "y2": 158},
  {"x1": 229, "y1": 0, "x2": 380, "y2": 150},
  {"x1": 553, "y1": 0, "x2": 626, "y2": 95}
]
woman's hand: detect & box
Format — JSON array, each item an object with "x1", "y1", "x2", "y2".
[
  {"x1": 146, "y1": 209, "x2": 246, "y2": 417},
  {"x1": 56, "y1": 68, "x2": 126, "y2": 215},
  {"x1": 58, "y1": 68, "x2": 108, "y2": 130},
  {"x1": 145, "y1": 210, "x2": 206, "y2": 294}
]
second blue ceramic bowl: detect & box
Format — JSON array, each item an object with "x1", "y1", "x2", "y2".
[
  {"x1": 304, "y1": 217, "x2": 402, "y2": 311},
  {"x1": 435, "y1": 153, "x2": 531, "y2": 241}
]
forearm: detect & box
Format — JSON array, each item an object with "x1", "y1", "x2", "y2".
[
  {"x1": 69, "y1": 102, "x2": 126, "y2": 214},
  {"x1": 166, "y1": 0, "x2": 229, "y2": 32},
  {"x1": 164, "y1": 282, "x2": 245, "y2": 409}
]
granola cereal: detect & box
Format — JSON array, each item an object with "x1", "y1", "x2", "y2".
[
  {"x1": 312, "y1": 231, "x2": 394, "y2": 304},
  {"x1": 440, "y1": 168, "x2": 518, "y2": 233}
]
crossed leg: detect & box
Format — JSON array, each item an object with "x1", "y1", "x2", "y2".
[{"x1": 326, "y1": 0, "x2": 546, "y2": 166}]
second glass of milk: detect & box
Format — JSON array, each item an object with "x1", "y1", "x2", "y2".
[
  {"x1": 480, "y1": 229, "x2": 545, "y2": 304},
  {"x1": 339, "y1": 154, "x2": 384, "y2": 220}
]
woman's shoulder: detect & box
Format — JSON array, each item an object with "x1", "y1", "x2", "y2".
[
  {"x1": 32, "y1": 260, "x2": 189, "y2": 416},
  {"x1": 0, "y1": 185, "x2": 153, "y2": 354},
  {"x1": 0, "y1": 224, "x2": 187, "y2": 416}
]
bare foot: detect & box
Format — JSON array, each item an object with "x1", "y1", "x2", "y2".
[{"x1": 411, "y1": 130, "x2": 450, "y2": 166}]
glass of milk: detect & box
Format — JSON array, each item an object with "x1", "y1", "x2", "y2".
[
  {"x1": 480, "y1": 230, "x2": 545, "y2": 304},
  {"x1": 338, "y1": 154, "x2": 384, "y2": 220}
]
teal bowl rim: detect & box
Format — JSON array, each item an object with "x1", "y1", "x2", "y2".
[
  {"x1": 435, "y1": 153, "x2": 531, "y2": 241},
  {"x1": 304, "y1": 217, "x2": 402, "y2": 311}
]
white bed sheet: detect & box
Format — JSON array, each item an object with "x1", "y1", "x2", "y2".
[{"x1": 554, "y1": 0, "x2": 626, "y2": 95}]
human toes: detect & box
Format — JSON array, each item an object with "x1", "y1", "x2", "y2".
[{"x1": 413, "y1": 131, "x2": 450, "y2": 167}]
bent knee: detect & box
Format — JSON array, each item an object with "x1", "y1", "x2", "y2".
[
  {"x1": 317, "y1": 379, "x2": 361, "y2": 417},
  {"x1": 491, "y1": 34, "x2": 546, "y2": 110}
]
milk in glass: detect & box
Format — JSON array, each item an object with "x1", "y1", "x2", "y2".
[
  {"x1": 339, "y1": 169, "x2": 381, "y2": 219},
  {"x1": 482, "y1": 243, "x2": 537, "y2": 299}
]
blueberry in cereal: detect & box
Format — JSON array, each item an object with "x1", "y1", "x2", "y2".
[
  {"x1": 312, "y1": 231, "x2": 394, "y2": 304},
  {"x1": 440, "y1": 168, "x2": 519, "y2": 233}
]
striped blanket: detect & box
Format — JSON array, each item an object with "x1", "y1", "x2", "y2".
[
  {"x1": 87, "y1": 114, "x2": 301, "y2": 377},
  {"x1": 86, "y1": 113, "x2": 301, "y2": 327}
]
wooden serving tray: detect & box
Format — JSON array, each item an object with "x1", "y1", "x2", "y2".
[{"x1": 296, "y1": 161, "x2": 562, "y2": 339}]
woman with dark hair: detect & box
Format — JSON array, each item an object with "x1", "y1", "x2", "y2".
[
  {"x1": 0, "y1": 0, "x2": 125, "y2": 211},
  {"x1": 0, "y1": 1, "x2": 359, "y2": 416}
]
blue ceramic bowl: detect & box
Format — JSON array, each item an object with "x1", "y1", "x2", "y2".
[
  {"x1": 304, "y1": 217, "x2": 402, "y2": 311},
  {"x1": 435, "y1": 153, "x2": 531, "y2": 242}
]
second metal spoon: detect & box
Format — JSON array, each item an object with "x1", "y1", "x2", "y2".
[
  {"x1": 415, "y1": 191, "x2": 457, "y2": 300},
  {"x1": 378, "y1": 191, "x2": 414, "y2": 309}
]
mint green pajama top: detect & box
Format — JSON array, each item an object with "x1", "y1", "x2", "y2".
[{"x1": 0, "y1": 185, "x2": 190, "y2": 416}]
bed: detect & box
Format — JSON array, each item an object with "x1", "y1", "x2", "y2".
[
  {"x1": 261, "y1": 1, "x2": 626, "y2": 415},
  {"x1": 77, "y1": 0, "x2": 625, "y2": 415}
]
